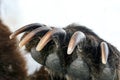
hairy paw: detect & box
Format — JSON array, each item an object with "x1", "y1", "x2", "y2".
[{"x1": 10, "y1": 23, "x2": 120, "y2": 80}]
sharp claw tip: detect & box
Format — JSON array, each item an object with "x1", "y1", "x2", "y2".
[
  {"x1": 19, "y1": 43, "x2": 23, "y2": 48},
  {"x1": 9, "y1": 35, "x2": 12, "y2": 39},
  {"x1": 36, "y1": 47, "x2": 42, "y2": 52},
  {"x1": 102, "y1": 61, "x2": 107, "y2": 64},
  {"x1": 67, "y1": 48, "x2": 73, "y2": 55}
]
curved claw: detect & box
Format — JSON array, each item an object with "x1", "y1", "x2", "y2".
[
  {"x1": 36, "y1": 28, "x2": 66, "y2": 51},
  {"x1": 19, "y1": 27, "x2": 51, "y2": 48},
  {"x1": 101, "y1": 42, "x2": 109, "y2": 64},
  {"x1": 67, "y1": 31, "x2": 86, "y2": 55},
  {"x1": 9, "y1": 23, "x2": 45, "y2": 39}
]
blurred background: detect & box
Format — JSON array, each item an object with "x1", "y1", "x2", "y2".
[{"x1": 1, "y1": 0, "x2": 120, "y2": 75}]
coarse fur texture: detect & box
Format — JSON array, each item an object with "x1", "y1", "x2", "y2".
[
  {"x1": 11, "y1": 23, "x2": 120, "y2": 80},
  {"x1": 0, "y1": 20, "x2": 50, "y2": 80},
  {"x1": 0, "y1": 20, "x2": 27, "y2": 80},
  {"x1": 27, "y1": 66, "x2": 50, "y2": 80}
]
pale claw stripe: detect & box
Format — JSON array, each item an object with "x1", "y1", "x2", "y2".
[
  {"x1": 67, "y1": 31, "x2": 86, "y2": 55},
  {"x1": 36, "y1": 28, "x2": 66, "y2": 51},
  {"x1": 101, "y1": 42, "x2": 109, "y2": 64},
  {"x1": 19, "y1": 26, "x2": 51, "y2": 48},
  {"x1": 9, "y1": 23, "x2": 44, "y2": 39}
]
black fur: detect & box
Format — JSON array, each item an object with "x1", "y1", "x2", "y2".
[{"x1": 21, "y1": 23, "x2": 120, "y2": 80}]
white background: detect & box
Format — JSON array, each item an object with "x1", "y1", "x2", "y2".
[{"x1": 1, "y1": 0, "x2": 120, "y2": 74}]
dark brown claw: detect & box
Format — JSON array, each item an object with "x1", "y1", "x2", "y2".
[
  {"x1": 19, "y1": 27, "x2": 51, "y2": 48},
  {"x1": 9, "y1": 23, "x2": 45, "y2": 39},
  {"x1": 36, "y1": 28, "x2": 66, "y2": 51},
  {"x1": 100, "y1": 42, "x2": 109, "y2": 64},
  {"x1": 67, "y1": 31, "x2": 86, "y2": 55}
]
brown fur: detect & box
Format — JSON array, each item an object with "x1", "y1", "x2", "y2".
[
  {"x1": 28, "y1": 66, "x2": 50, "y2": 80},
  {"x1": 0, "y1": 20, "x2": 27, "y2": 80}
]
